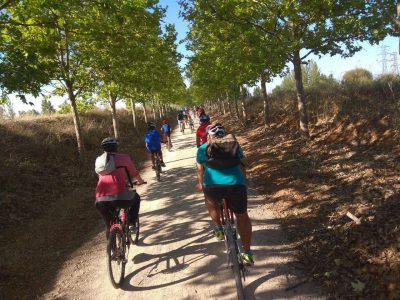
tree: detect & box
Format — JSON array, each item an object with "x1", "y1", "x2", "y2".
[
  {"x1": 181, "y1": 0, "x2": 394, "y2": 136},
  {"x1": 41, "y1": 95, "x2": 55, "y2": 114},
  {"x1": 342, "y1": 69, "x2": 373, "y2": 83}
]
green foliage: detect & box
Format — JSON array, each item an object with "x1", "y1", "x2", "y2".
[
  {"x1": 342, "y1": 69, "x2": 373, "y2": 83},
  {"x1": 253, "y1": 87, "x2": 262, "y2": 97},
  {"x1": 274, "y1": 60, "x2": 331, "y2": 93},
  {"x1": 57, "y1": 95, "x2": 97, "y2": 114},
  {"x1": 181, "y1": 0, "x2": 393, "y2": 120},
  {"x1": 41, "y1": 95, "x2": 55, "y2": 114}
]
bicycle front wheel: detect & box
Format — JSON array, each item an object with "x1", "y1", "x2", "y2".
[
  {"x1": 227, "y1": 229, "x2": 245, "y2": 300},
  {"x1": 107, "y1": 227, "x2": 126, "y2": 288},
  {"x1": 156, "y1": 163, "x2": 161, "y2": 181}
]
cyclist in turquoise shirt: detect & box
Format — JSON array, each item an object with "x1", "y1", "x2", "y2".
[{"x1": 196, "y1": 124, "x2": 254, "y2": 265}]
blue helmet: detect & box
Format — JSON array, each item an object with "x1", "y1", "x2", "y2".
[{"x1": 199, "y1": 114, "x2": 210, "y2": 123}]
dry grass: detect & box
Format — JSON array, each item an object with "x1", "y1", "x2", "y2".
[
  {"x1": 0, "y1": 109, "x2": 176, "y2": 300},
  {"x1": 213, "y1": 98, "x2": 400, "y2": 299}
]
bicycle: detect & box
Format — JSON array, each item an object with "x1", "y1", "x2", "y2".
[
  {"x1": 179, "y1": 120, "x2": 185, "y2": 134},
  {"x1": 189, "y1": 121, "x2": 194, "y2": 133},
  {"x1": 154, "y1": 152, "x2": 162, "y2": 181},
  {"x1": 163, "y1": 133, "x2": 172, "y2": 151},
  {"x1": 107, "y1": 181, "x2": 146, "y2": 288},
  {"x1": 220, "y1": 198, "x2": 247, "y2": 300}
]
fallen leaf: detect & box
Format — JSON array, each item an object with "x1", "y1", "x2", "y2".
[{"x1": 351, "y1": 280, "x2": 365, "y2": 292}]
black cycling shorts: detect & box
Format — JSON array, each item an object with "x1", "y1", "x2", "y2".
[{"x1": 203, "y1": 184, "x2": 247, "y2": 214}]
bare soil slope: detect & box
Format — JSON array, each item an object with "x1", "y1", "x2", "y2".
[
  {"x1": 215, "y1": 111, "x2": 400, "y2": 299},
  {"x1": 0, "y1": 110, "x2": 150, "y2": 299}
]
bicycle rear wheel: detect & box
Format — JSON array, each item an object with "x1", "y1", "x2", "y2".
[
  {"x1": 107, "y1": 227, "x2": 126, "y2": 288},
  {"x1": 156, "y1": 163, "x2": 161, "y2": 181},
  {"x1": 133, "y1": 217, "x2": 140, "y2": 244},
  {"x1": 227, "y1": 227, "x2": 245, "y2": 300}
]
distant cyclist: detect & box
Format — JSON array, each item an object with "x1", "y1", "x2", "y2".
[
  {"x1": 188, "y1": 114, "x2": 194, "y2": 132},
  {"x1": 95, "y1": 137, "x2": 146, "y2": 239},
  {"x1": 195, "y1": 124, "x2": 254, "y2": 266},
  {"x1": 177, "y1": 110, "x2": 185, "y2": 133},
  {"x1": 196, "y1": 114, "x2": 211, "y2": 147},
  {"x1": 196, "y1": 106, "x2": 205, "y2": 118},
  {"x1": 161, "y1": 119, "x2": 172, "y2": 149},
  {"x1": 144, "y1": 122, "x2": 166, "y2": 169}
]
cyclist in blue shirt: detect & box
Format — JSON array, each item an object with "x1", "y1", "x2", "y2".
[
  {"x1": 144, "y1": 122, "x2": 166, "y2": 169},
  {"x1": 161, "y1": 119, "x2": 172, "y2": 149},
  {"x1": 196, "y1": 123, "x2": 254, "y2": 266}
]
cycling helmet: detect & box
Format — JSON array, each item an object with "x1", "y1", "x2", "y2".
[
  {"x1": 147, "y1": 122, "x2": 156, "y2": 130},
  {"x1": 162, "y1": 119, "x2": 168, "y2": 124},
  {"x1": 199, "y1": 114, "x2": 210, "y2": 123},
  {"x1": 101, "y1": 137, "x2": 118, "y2": 152},
  {"x1": 207, "y1": 123, "x2": 225, "y2": 137}
]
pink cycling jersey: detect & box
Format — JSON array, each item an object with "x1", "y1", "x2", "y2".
[{"x1": 95, "y1": 153, "x2": 139, "y2": 202}]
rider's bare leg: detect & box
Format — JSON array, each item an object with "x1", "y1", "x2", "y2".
[
  {"x1": 235, "y1": 212, "x2": 252, "y2": 251},
  {"x1": 204, "y1": 197, "x2": 222, "y2": 227}
]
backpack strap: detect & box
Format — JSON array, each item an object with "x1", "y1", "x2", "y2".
[{"x1": 116, "y1": 166, "x2": 134, "y2": 188}]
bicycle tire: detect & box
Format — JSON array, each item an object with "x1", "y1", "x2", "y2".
[
  {"x1": 156, "y1": 163, "x2": 161, "y2": 181},
  {"x1": 227, "y1": 227, "x2": 245, "y2": 300},
  {"x1": 133, "y1": 217, "x2": 140, "y2": 244},
  {"x1": 107, "y1": 227, "x2": 126, "y2": 288}
]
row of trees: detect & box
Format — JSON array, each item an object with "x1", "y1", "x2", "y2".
[
  {"x1": 180, "y1": 0, "x2": 395, "y2": 136},
  {"x1": 0, "y1": 1, "x2": 186, "y2": 159}
]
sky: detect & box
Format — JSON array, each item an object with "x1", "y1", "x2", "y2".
[{"x1": 11, "y1": 0, "x2": 400, "y2": 113}]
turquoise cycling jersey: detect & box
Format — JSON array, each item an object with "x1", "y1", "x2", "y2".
[{"x1": 196, "y1": 143, "x2": 245, "y2": 186}]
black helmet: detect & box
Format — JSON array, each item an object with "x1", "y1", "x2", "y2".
[
  {"x1": 101, "y1": 137, "x2": 118, "y2": 152},
  {"x1": 199, "y1": 114, "x2": 210, "y2": 123},
  {"x1": 147, "y1": 122, "x2": 156, "y2": 130}
]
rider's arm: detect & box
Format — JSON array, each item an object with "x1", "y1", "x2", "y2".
[
  {"x1": 196, "y1": 134, "x2": 201, "y2": 148},
  {"x1": 238, "y1": 146, "x2": 247, "y2": 180},
  {"x1": 134, "y1": 174, "x2": 146, "y2": 185},
  {"x1": 196, "y1": 163, "x2": 204, "y2": 190}
]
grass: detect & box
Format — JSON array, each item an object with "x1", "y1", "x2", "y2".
[{"x1": 0, "y1": 108, "x2": 176, "y2": 299}]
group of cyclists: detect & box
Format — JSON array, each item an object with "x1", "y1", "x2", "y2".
[
  {"x1": 177, "y1": 108, "x2": 195, "y2": 133},
  {"x1": 94, "y1": 105, "x2": 254, "y2": 269}
]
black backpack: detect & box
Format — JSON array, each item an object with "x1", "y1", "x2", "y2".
[{"x1": 205, "y1": 134, "x2": 241, "y2": 169}]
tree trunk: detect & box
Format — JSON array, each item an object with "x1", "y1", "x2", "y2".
[
  {"x1": 130, "y1": 99, "x2": 137, "y2": 129},
  {"x1": 226, "y1": 91, "x2": 233, "y2": 116},
  {"x1": 261, "y1": 74, "x2": 269, "y2": 128},
  {"x1": 109, "y1": 91, "x2": 119, "y2": 139},
  {"x1": 293, "y1": 50, "x2": 310, "y2": 137},
  {"x1": 151, "y1": 98, "x2": 157, "y2": 120},
  {"x1": 158, "y1": 101, "x2": 163, "y2": 119},
  {"x1": 222, "y1": 100, "x2": 226, "y2": 114},
  {"x1": 234, "y1": 95, "x2": 240, "y2": 119},
  {"x1": 142, "y1": 101, "x2": 148, "y2": 123},
  {"x1": 239, "y1": 85, "x2": 247, "y2": 121},
  {"x1": 66, "y1": 81, "x2": 85, "y2": 160},
  {"x1": 161, "y1": 103, "x2": 165, "y2": 117}
]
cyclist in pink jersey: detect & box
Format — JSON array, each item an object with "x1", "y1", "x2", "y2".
[{"x1": 95, "y1": 137, "x2": 145, "y2": 238}]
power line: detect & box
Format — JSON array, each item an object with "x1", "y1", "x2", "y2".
[
  {"x1": 389, "y1": 52, "x2": 399, "y2": 74},
  {"x1": 378, "y1": 45, "x2": 390, "y2": 74}
]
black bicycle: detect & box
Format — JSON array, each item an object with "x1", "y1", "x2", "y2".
[
  {"x1": 154, "y1": 152, "x2": 162, "y2": 181},
  {"x1": 220, "y1": 198, "x2": 247, "y2": 300}
]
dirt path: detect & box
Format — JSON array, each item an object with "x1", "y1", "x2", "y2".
[{"x1": 43, "y1": 124, "x2": 325, "y2": 300}]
